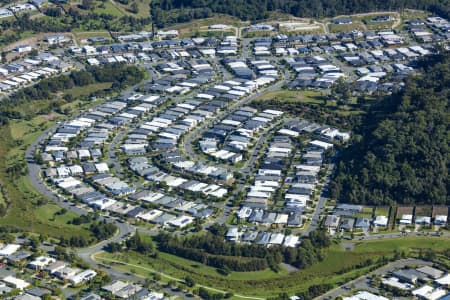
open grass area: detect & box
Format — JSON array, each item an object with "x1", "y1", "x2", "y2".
[
  {"x1": 0, "y1": 83, "x2": 112, "y2": 238},
  {"x1": 255, "y1": 89, "x2": 329, "y2": 105},
  {"x1": 104, "y1": 0, "x2": 152, "y2": 18},
  {"x1": 96, "y1": 236, "x2": 450, "y2": 297},
  {"x1": 72, "y1": 30, "x2": 112, "y2": 44},
  {"x1": 94, "y1": 1, "x2": 125, "y2": 17},
  {"x1": 65, "y1": 82, "x2": 113, "y2": 98},
  {"x1": 375, "y1": 206, "x2": 390, "y2": 217},
  {"x1": 196, "y1": 31, "x2": 237, "y2": 38},
  {"x1": 0, "y1": 122, "x2": 93, "y2": 239},
  {"x1": 352, "y1": 13, "x2": 399, "y2": 30},
  {"x1": 328, "y1": 23, "x2": 366, "y2": 33},
  {"x1": 253, "y1": 89, "x2": 363, "y2": 116},
  {"x1": 352, "y1": 236, "x2": 450, "y2": 253},
  {"x1": 400, "y1": 9, "x2": 431, "y2": 21}
]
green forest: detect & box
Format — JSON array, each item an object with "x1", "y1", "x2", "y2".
[
  {"x1": 330, "y1": 51, "x2": 450, "y2": 206},
  {"x1": 150, "y1": 0, "x2": 450, "y2": 26}
]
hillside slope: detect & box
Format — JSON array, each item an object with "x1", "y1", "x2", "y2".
[
  {"x1": 330, "y1": 52, "x2": 450, "y2": 206},
  {"x1": 150, "y1": 0, "x2": 450, "y2": 26}
]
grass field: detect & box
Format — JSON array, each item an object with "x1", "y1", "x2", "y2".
[
  {"x1": 328, "y1": 23, "x2": 366, "y2": 33},
  {"x1": 0, "y1": 83, "x2": 113, "y2": 239},
  {"x1": 107, "y1": 0, "x2": 152, "y2": 18},
  {"x1": 96, "y1": 236, "x2": 450, "y2": 297},
  {"x1": 0, "y1": 122, "x2": 93, "y2": 239},
  {"x1": 253, "y1": 90, "x2": 363, "y2": 116},
  {"x1": 400, "y1": 9, "x2": 430, "y2": 22},
  {"x1": 94, "y1": 1, "x2": 125, "y2": 17},
  {"x1": 255, "y1": 89, "x2": 329, "y2": 105},
  {"x1": 65, "y1": 82, "x2": 113, "y2": 98},
  {"x1": 375, "y1": 207, "x2": 390, "y2": 216},
  {"x1": 72, "y1": 31, "x2": 112, "y2": 44}
]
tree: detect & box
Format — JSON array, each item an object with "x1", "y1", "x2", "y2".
[
  {"x1": 130, "y1": 2, "x2": 139, "y2": 13},
  {"x1": 185, "y1": 276, "x2": 195, "y2": 287},
  {"x1": 81, "y1": 0, "x2": 95, "y2": 9},
  {"x1": 107, "y1": 242, "x2": 122, "y2": 253},
  {"x1": 42, "y1": 294, "x2": 53, "y2": 300}
]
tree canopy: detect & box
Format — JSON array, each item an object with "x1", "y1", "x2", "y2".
[
  {"x1": 151, "y1": 0, "x2": 450, "y2": 27},
  {"x1": 331, "y1": 51, "x2": 450, "y2": 205}
]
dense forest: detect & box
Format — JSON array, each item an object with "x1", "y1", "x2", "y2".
[
  {"x1": 150, "y1": 0, "x2": 450, "y2": 26},
  {"x1": 330, "y1": 51, "x2": 450, "y2": 205}
]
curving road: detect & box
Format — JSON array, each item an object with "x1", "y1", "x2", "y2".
[
  {"x1": 182, "y1": 69, "x2": 291, "y2": 175},
  {"x1": 314, "y1": 258, "x2": 433, "y2": 300}
]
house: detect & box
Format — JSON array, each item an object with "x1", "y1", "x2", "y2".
[
  {"x1": 44, "y1": 260, "x2": 66, "y2": 274},
  {"x1": 354, "y1": 218, "x2": 371, "y2": 230},
  {"x1": 373, "y1": 215, "x2": 388, "y2": 227},
  {"x1": 256, "y1": 232, "x2": 271, "y2": 246},
  {"x1": 46, "y1": 35, "x2": 67, "y2": 45},
  {"x1": 157, "y1": 30, "x2": 179, "y2": 38},
  {"x1": 80, "y1": 294, "x2": 102, "y2": 300},
  {"x1": 3, "y1": 276, "x2": 30, "y2": 290},
  {"x1": 15, "y1": 45, "x2": 32, "y2": 53},
  {"x1": 332, "y1": 18, "x2": 353, "y2": 24},
  {"x1": 393, "y1": 269, "x2": 422, "y2": 284},
  {"x1": 342, "y1": 291, "x2": 388, "y2": 300},
  {"x1": 0, "y1": 8, "x2": 13, "y2": 19},
  {"x1": 102, "y1": 280, "x2": 128, "y2": 294},
  {"x1": 69, "y1": 269, "x2": 97, "y2": 285},
  {"x1": 54, "y1": 267, "x2": 80, "y2": 280},
  {"x1": 399, "y1": 214, "x2": 413, "y2": 225},
  {"x1": 340, "y1": 218, "x2": 355, "y2": 232},
  {"x1": 413, "y1": 285, "x2": 446, "y2": 300},
  {"x1": 268, "y1": 233, "x2": 285, "y2": 246},
  {"x1": 283, "y1": 235, "x2": 299, "y2": 247},
  {"x1": 0, "y1": 244, "x2": 20, "y2": 257},
  {"x1": 225, "y1": 227, "x2": 239, "y2": 242},
  {"x1": 416, "y1": 216, "x2": 431, "y2": 225},
  {"x1": 31, "y1": 0, "x2": 46, "y2": 8},
  {"x1": 28, "y1": 256, "x2": 55, "y2": 270},
  {"x1": 416, "y1": 266, "x2": 444, "y2": 279},
  {"x1": 26, "y1": 287, "x2": 52, "y2": 298},
  {"x1": 434, "y1": 215, "x2": 448, "y2": 225}
]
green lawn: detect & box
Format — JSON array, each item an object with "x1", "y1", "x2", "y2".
[
  {"x1": 0, "y1": 97, "x2": 109, "y2": 239},
  {"x1": 72, "y1": 31, "x2": 112, "y2": 44},
  {"x1": 400, "y1": 10, "x2": 430, "y2": 21},
  {"x1": 95, "y1": 236, "x2": 450, "y2": 297},
  {"x1": 328, "y1": 23, "x2": 366, "y2": 33},
  {"x1": 375, "y1": 207, "x2": 390, "y2": 217},
  {"x1": 93, "y1": 1, "x2": 125, "y2": 17},
  {"x1": 65, "y1": 82, "x2": 113, "y2": 98},
  {"x1": 352, "y1": 237, "x2": 450, "y2": 253},
  {"x1": 255, "y1": 90, "x2": 330, "y2": 105},
  {"x1": 253, "y1": 90, "x2": 362, "y2": 116}
]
